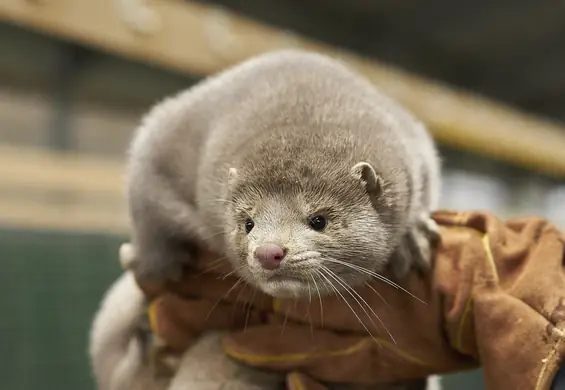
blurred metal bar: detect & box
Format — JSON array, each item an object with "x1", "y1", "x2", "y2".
[
  {"x1": 0, "y1": 145, "x2": 124, "y2": 194},
  {"x1": 0, "y1": 145, "x2": 127, "y2": 233},
  {"x1": 2, "y1": 0, "x2": 565, "y2": 178},
  {"x1": 49, "y1": 44, "x2": 86, "y2": 151}
]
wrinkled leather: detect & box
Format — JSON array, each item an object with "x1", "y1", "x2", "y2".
[{"x1": 135, "y1": 210, "x2": 565, "y2": 390}]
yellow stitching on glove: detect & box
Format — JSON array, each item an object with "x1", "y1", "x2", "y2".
[
  {"x1": 148, "y1": 298, "x2": 161, "y2": 335},
  {"x1": 451, "y1": 226, "x2": 498, "y2": 355},
  {"x1": 224, "y1": 336, "x2": 433, "y2": 367}
]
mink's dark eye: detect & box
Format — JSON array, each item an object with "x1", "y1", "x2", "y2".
[
  {"x1": 244, "y1": 218, "x2": 254, "y2": 234},
  {"x1": 308, "y1": 215, "x2": 327, "y2": 231}
]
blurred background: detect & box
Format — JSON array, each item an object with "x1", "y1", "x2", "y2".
[{"x1": 1, "y1": 0, "x2": 565, "y2": 389}]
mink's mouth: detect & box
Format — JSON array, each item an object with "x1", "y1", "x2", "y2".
[
  {"x1": 243, "y1": 250, "x2": 322, "y2": 298},
  {"x1": 261, "y1": 265, "x2": 313, "y2": 283}
]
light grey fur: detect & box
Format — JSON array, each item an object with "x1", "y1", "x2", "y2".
[
  {"x1": 127, "y1": 49, "x2": 440, "y2": 297},
  {"x1": 125, "y1": 50, "x2": 440, "y2": 388},
  {"x1": 125, "y1": 50, "x2": 441, "y2": 389}
]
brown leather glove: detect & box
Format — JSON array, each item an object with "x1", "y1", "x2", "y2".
[{"x1": 132, "y1": 210, "x2": 565, "y2": 390}]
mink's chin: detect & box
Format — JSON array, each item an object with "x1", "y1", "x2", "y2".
[
  {"x1": 242, "y1": 269, "x2": 312, "y2": 298},
  {"x1": 256, "y1": 277, "x2": 312, "y2": 299}
]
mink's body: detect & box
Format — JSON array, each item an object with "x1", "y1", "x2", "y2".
[
  {"x1": 94, "y1": 50, "x2": 441, "y2": 390},
  {"x1": 127, "y1": 49, "x2": 440, "y2": 298}
]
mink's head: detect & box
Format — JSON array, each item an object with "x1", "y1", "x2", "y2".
[{"x1": 222, "y1": 156, "x2": 399, "y2": 299}]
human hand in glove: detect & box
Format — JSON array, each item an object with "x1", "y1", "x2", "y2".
[{"x1": 128, "y1": 210, "x2": 565, "y2": 390}]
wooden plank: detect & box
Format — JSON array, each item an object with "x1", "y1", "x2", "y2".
[
  {"x1": 0, "y1": 199, "x2": 128, "y2": 234},
  {"x1": 0, "y1": 145, "x2": 124, "y2": 193},
  {"x1": 0, "y1": 145, "x2": 128, "y2": 233},
  {"x1": 2, "y1": 0, "x2": 565, "y2": 178}
]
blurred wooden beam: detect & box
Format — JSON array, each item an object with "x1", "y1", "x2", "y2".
[
  {"x1": 0, "y1": 145, "x2": 124, "y2": 194},
  {"x1": 2, "y1": 0, "x2": 565, "y2": 178},
  {"x1": 0, "y1": 198, "x2": 128, "y2": 234},
  {"x1": 0, "y1": 145, "x2": 128, "y2": 234}
]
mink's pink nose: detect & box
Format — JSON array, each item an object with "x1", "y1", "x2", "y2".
[{"x1": 254, "y1": 243, "x2": 286, "y2": 270}]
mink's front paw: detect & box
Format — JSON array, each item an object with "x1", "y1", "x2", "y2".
[
  {"x1": 133, "y1": 241, "x2": 195, "y2": 283},
  {"x1": 390, "y1": 215, "x2": 440, "y2": 279},
  {"x1": 408, "y1": 215, "x2": 440, "y2": 272},
  {"x1": 135, "y1": 256, "x2": 184, "y2": 283}
]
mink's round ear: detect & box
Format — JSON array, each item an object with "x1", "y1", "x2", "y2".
[
  {"x1": 350, "y1": 162, "x2": 383, "y2": 198},
  {"x1": 228, "y1": 167, "x2": 238, "y2": 188}
]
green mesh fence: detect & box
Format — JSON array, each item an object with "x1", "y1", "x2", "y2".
[{"x1": 0, "y1": 228, "x2": 123, "y2": 390}]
